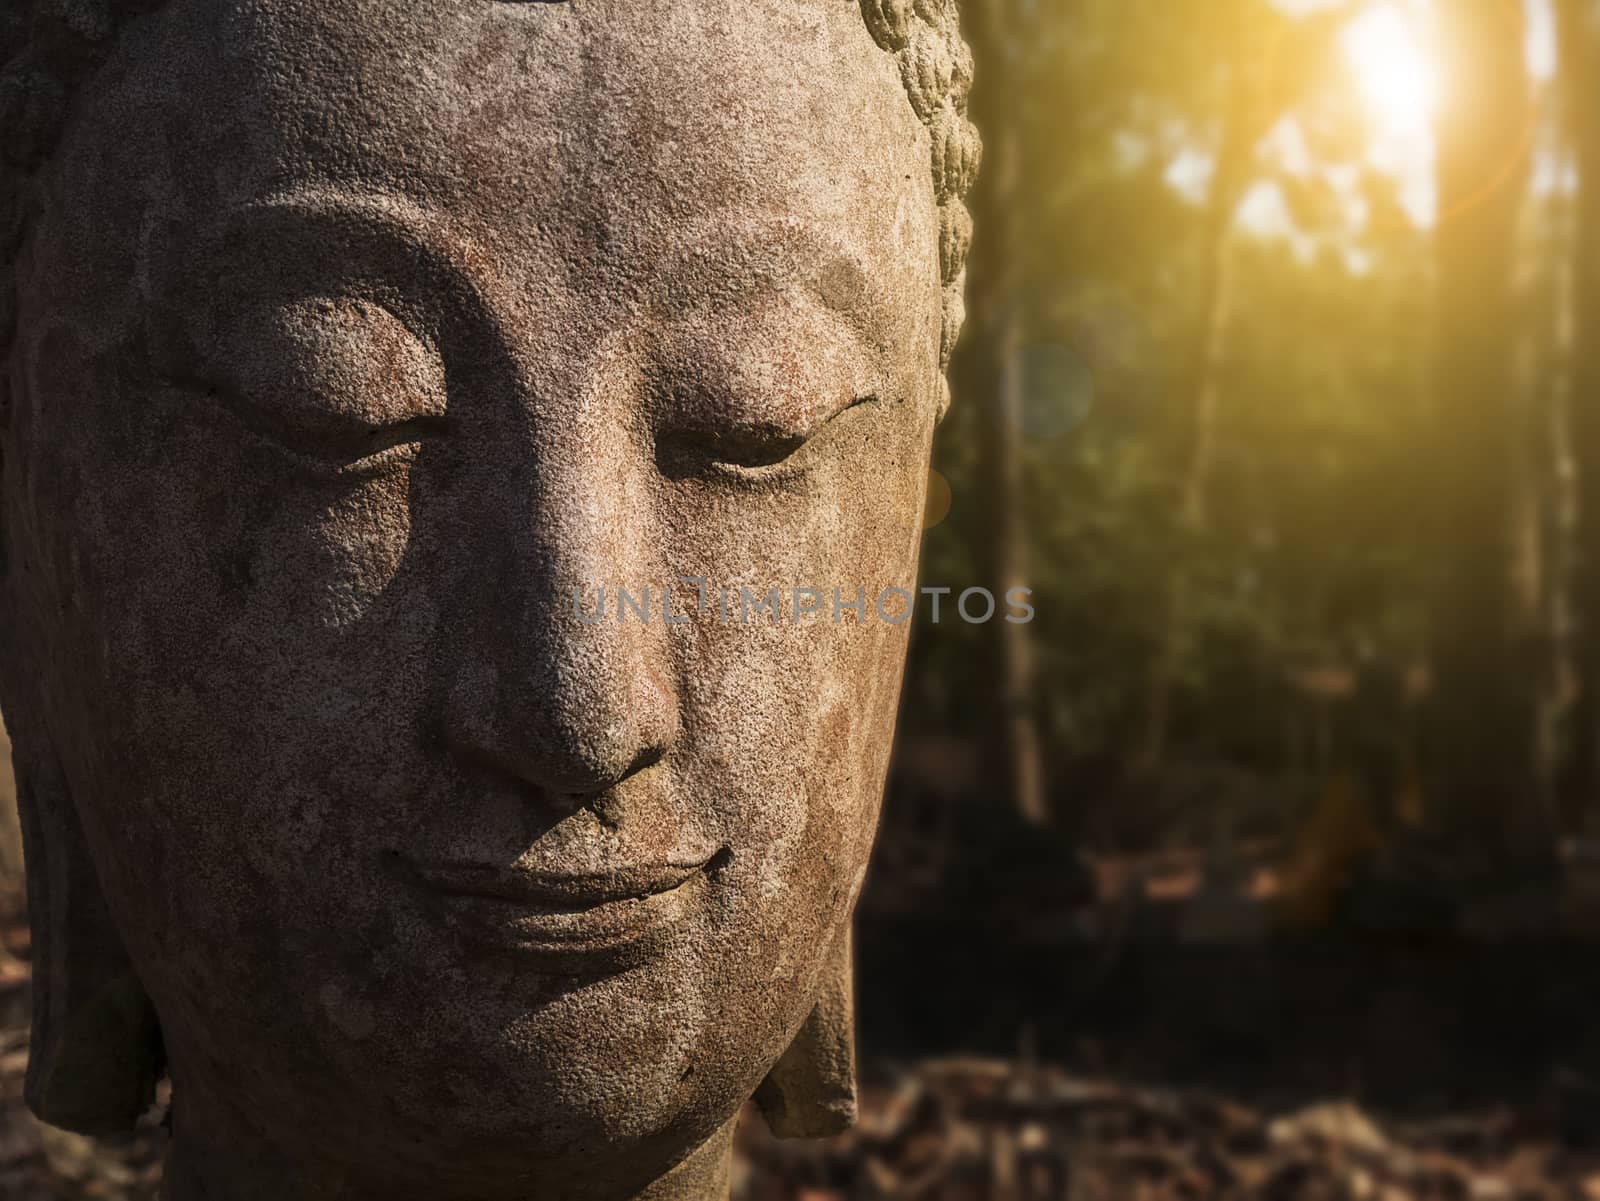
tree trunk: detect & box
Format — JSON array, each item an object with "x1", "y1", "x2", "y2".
[
  {"x1": 1425, "y1": 0, "x2": 1539, "y2": 856},
  {"x1": 1535, "y1": 185, "x2": 1580, "y2": 826},
  {"x1": 1555, "y1": 0, "x2": 1600, "y2": 832},
  {"x1": 963, "y1": 1, "x2": 1050, "y2": 826},
  {"x1": 1138, "y1": 67, "x2": 1254, "y2": 772}
]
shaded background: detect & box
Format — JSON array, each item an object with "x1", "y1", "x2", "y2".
[{"x1": 9, "y1": 0, "x2": 1600, "y2": 1196}]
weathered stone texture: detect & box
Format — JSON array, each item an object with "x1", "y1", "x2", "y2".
[{"x1": 0, "y1": 2, "x2": 976, "y2": 1197}]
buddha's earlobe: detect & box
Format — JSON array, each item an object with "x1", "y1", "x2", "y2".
[
  {"x1": 754, "y1": 926, "x2": 857, "y2": 1138},
  {"x1": 11, "y1": 709, "x2": 162, "y2": 1133}
]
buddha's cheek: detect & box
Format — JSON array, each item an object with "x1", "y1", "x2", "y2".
[
  {"x1": 40, "y1": 396, "x2": 435, "y2": 933},
  {"x1": 652, "y1": 441, "x2": 925, "y2": 997},
  {"x1": 672, "y1": 613, "x2": 908, "y2": 1023}
]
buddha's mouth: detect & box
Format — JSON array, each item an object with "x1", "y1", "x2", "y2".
[{"x1": 391, "y1": 850, "x2": 727, "y2": 975}]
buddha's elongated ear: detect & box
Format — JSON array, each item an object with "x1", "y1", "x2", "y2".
[
  {"x1": 754, "y1": 926, "x2": 857, "y2": 1138},
  {"x1": 0, "y1": 262, "x2": 160, "y2": 1133},
  {"x1": 9, "y1": 707, "x2": 162, "y2": 1134}
]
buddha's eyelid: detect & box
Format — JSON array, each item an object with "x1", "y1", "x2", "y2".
[
  {"x1": 687, "y1": 364, "x2": 881, "y2": 436},
  {"x1": 158, "y1": 369, "x2": 447, "y2": 478}
]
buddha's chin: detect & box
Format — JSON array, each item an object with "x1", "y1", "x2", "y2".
[
  {"x1": 188, "y1": 1015, "x2": 745, "y2": 1192},
  {"x1": 191, "y1": 952, "x2": 757, "y2": 1180}
]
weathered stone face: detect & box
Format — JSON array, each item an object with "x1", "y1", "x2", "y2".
[{"x1": 4, "y1": 0, "x2": 951, "y2": 1195}]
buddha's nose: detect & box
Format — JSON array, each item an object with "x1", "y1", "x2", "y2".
[{"x1": 442, "y1": 438, "x2": 681, "y2": 802}]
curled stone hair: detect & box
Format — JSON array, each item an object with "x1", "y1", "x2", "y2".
[
  {"x1": 3, "y1": 0, "x2": 979, "y2": 422},
  {"x1": 859, "y1": 0, "x2": 981, "y2": 416}
]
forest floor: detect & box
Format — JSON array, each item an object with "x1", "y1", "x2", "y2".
[{"x1": 5, "y1": 881, "x2": 1600, "y2": 1200}]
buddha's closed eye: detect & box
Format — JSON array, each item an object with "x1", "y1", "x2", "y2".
[
  {"x1": 654, "y1": 392, "x2": 876, "y2": 485},
  {"x1": 650, "y1": 298, "x2": 884, "y2": 486},
  {"x1": 159, "y1": 295, "x2": 449, "y2": 478}
]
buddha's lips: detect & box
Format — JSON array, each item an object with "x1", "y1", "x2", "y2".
[
  {"x1": 405, "y1": 859, "x2": 714, "y2": 911},
  {"x1": 394, "y1": 853, "x2": 719, "y2": 970}
]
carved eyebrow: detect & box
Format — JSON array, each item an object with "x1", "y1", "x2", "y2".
[
  {"x1": 187, "y1": 186, "x2": 490, "y2": 319},
  {"x1": 219, "y1": 186, "x2": 444, "y2": 252}
]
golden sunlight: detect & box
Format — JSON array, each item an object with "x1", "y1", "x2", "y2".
[{"x1": 1341, "y1": 2, "x2": 1439, "y2": 142}]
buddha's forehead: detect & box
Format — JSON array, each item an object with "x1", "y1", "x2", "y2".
[{"x1": 100, "y1": 0, "x2": 936, "y2": 310}]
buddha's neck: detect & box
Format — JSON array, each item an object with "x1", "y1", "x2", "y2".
[{"x1": 158, "y1": 1098, "x2": 737, "y2": 1201}]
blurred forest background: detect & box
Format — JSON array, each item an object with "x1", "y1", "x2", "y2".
[
  {"x1": 918, "y1": 0, "x2": 1573, "y2": 872},
  {"x1": 886, "y1": 0, "x2": 1600, "y2": 952},
  {"x1": 20, "y1": 0, "x2": 1600, "y2": 1196}
]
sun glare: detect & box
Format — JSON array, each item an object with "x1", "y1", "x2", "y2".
[{"x1": 1341, "y1": 3, "x2": 1438, "y2": 142}]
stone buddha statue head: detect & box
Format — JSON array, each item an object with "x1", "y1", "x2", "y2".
[{"x1": 0, "y1": 0, "x2": 977, "y2": 1196}]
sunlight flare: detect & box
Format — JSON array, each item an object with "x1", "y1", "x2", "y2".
[{"x1": 1341, "y1": 2, "x2": 1438, "y2": 142}]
